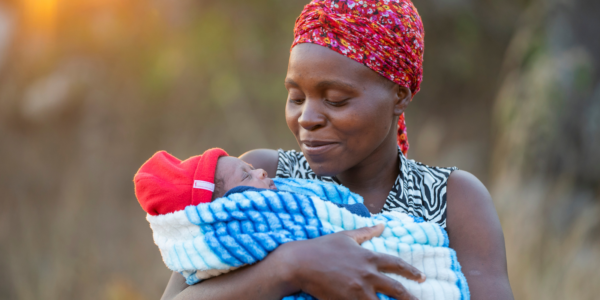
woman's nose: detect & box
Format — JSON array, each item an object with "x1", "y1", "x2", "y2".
[{"x1": 298, "y1": 99, "x2": 326, "y2": 131}]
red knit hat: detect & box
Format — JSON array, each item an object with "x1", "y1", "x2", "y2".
[{"x1": 134, "y1": 148, "x2": 228, "y2": 216}]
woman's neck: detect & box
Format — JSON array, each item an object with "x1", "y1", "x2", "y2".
[{"x1": 335, "y1": 142, "x2": 400, "y2": 213}]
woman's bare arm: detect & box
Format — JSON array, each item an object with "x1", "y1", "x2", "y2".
[{"x1": 447, "y1": 170, "x2": 514, "y2": 300}]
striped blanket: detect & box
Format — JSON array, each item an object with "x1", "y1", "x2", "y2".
[{"x1": 146, "y1": 178, "x2": 469, "y2": 300}]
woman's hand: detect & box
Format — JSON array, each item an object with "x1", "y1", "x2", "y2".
[
  {"x1": 161, "y1": 224, "x2": 424, "y2": 300},
  {"x1": 274, "y1": 224, "x2": 425, "y2": 300}
]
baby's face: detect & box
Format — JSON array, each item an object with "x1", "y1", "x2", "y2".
[{"x1": 215, "y1": 156, "x2": 277, "y2": 192}]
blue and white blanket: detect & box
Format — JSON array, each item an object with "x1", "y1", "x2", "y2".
[{"x1": 147, "y1": 178, "x2": 469, "y2": 300}]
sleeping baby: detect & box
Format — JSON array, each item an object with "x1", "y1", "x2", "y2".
[{"x1": 134, "y1": 148, "x2": 469, "y2": 300}]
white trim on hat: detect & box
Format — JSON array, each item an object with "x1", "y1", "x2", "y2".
[{"x1": 193, "y1": 180, "x2": 215, "y2": 192}]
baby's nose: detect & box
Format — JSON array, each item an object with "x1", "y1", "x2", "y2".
[{"x1": 252, "y1": 168, "x2": 267, "y2": 179}]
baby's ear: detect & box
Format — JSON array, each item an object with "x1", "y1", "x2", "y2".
[{"x1": 212, "y1": 176, "x2": 226, "y2": 200}]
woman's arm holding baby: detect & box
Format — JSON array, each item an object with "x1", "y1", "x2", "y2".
[
  {"x1": 161, "y1": 225, "x2": 424, "y2": 300},
  {"x1": 161, "y1": 245, "x2": 297, "y2": 300}
]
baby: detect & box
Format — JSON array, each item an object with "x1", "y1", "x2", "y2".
[
  {"x1": 135, "y1": 148, "x2": 370, "y2": 218},
  {"x1": 134, "y1": 149, "x2": 469, "y2": 300},
  {"x1": 212, "y1": 154, "x2": 279, "y2": 195}
]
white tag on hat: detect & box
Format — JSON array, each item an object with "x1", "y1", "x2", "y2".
[{"x1": 193, "y1": 180, "x2": 215, "y2": 192}]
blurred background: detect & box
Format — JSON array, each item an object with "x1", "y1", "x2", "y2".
[{"x1": 0, "y1": 0, "x2": 598, "y2": 299}]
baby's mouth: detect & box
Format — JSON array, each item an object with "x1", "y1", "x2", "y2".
[{"x1": 268, "y1": 179, "x2": 277, "y2": 190}]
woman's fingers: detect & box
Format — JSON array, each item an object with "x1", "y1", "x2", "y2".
[
  {"x1": 374, "y1": 252, "x2": 426, "y2": 283},
  {"x1": 342, "y1": 223, "x2": 385, "y2": 245},
  {"x1": 284, "y1": 227, "x2": 423, "y2": 300},
  {"x1": 373, "y1": 273, "x2": 419, "y2": 300},
  {"x1": 341, "y1": 225, "x2": 425, "y2": 283}
]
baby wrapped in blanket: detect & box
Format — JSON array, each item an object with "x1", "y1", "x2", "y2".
[{"x1": 134, "y1": 149, "x2": 469, "y2": 300}]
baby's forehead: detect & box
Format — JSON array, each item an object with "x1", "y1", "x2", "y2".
[{"x1": 216, "y1": 156, "x2": 248, "y2": 175}]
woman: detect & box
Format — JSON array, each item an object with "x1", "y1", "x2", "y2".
[{"x1": 162, "y1": 0, "x2": 513, "y2": 299}]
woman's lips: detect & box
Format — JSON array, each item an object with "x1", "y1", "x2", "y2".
[{"x1": 301, "y1": 140, "x2": 339, "y2": 155}]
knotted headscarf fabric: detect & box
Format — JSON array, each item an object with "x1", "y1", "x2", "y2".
[{"x1": 292, "y1": 0, "x2": 425, "y2": 156}]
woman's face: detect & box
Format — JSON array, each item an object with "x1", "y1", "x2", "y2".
[{"x1": 285, "y1": 43, "x2": 410, "y2": 176}]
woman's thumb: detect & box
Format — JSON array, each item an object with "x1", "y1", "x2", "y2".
[{"x1": 342, "y1": 223, "x2": 385, "y2": 245}]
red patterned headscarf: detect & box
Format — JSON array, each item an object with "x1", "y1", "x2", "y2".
[{"x1": 292, "y1": 0, "x2": 424, "y2": 156}]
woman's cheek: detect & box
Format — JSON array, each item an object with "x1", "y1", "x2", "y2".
[
  {"x1": 285, "y1": 103, "x2": 301, "y2": 135},
  {"x1": 331, "y1": 105, "x2": 369, "y2": 136},
  {"x1": 340, "y1": 102, "x2": 390, "y2": 148}
]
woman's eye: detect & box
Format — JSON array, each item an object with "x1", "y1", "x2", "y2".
[
  {"x1": 325, "y1": 99, "x2": 349, "y2": 107},
  {"x1": 289, "y1": 98, "x2": 305, "y2": 105}
]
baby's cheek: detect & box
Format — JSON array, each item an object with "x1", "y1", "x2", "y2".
[
  {"x1": 243, "y1": 180, "x2": 260, "y2": 189},
  {"x1": 256, "y1": 180, "x2": 270, "y2": 189}
]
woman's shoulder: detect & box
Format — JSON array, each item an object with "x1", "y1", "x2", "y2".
[
  {"x1": 239, "y1": 149, "x2": 279, "y2": 178},
  {"x1": 446, "y1": 170, "x2": 494, "y2": 216}
]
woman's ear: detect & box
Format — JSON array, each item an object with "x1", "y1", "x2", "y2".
[{"x1": 393, "y1": 85, "x2": 412, "y2": 116}]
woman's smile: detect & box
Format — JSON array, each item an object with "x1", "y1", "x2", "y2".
[{"x1": 300, "y1": 139, "x2": 340, "y2": 156}]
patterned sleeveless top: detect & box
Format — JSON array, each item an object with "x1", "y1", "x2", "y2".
[{"x1": 276, "y1": 149, "x2": 457, "y2": 228}]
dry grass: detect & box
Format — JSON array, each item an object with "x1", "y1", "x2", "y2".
[{"x1": 1, "y1": 0, "x2": 599, "y2": 299}]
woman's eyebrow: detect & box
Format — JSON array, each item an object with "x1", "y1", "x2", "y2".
[
  {"x1": 285, "y1": 78, "x2": 357, "y2": 92},
  {"x1": 316, "y1": 80, "x2": 356, "y2": 91},
  {"x1": 284, "y1": 79, "x2": 299, "y2": 87}
]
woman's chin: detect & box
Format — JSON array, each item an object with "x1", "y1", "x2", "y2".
[
  {"x1": 303, "y1": 159, "x2": 344, "y2": 177},
  {"x1": 301, "y1": 145, "x2": 350, "y2": 176}
]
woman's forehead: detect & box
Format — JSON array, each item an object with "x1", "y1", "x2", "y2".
[{"x1": 287, "y1": 43, "x2": 382, "y2": 86}]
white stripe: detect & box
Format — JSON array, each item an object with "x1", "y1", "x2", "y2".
[{"x1": 194, "y1": 180, "x2": 214, "y2": 192}]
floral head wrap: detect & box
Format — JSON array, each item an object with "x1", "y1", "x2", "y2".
[{"x1": 292, "y1": 0, "x2": 424, "y2": 156}]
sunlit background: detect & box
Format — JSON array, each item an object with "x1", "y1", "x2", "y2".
[{"x1": 0, "y1": 0, "x2": 599, "y2": 299}]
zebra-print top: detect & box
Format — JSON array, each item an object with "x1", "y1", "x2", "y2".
[{"x1": 275, "y1": 149, "x2": 457, "y2": 228}]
